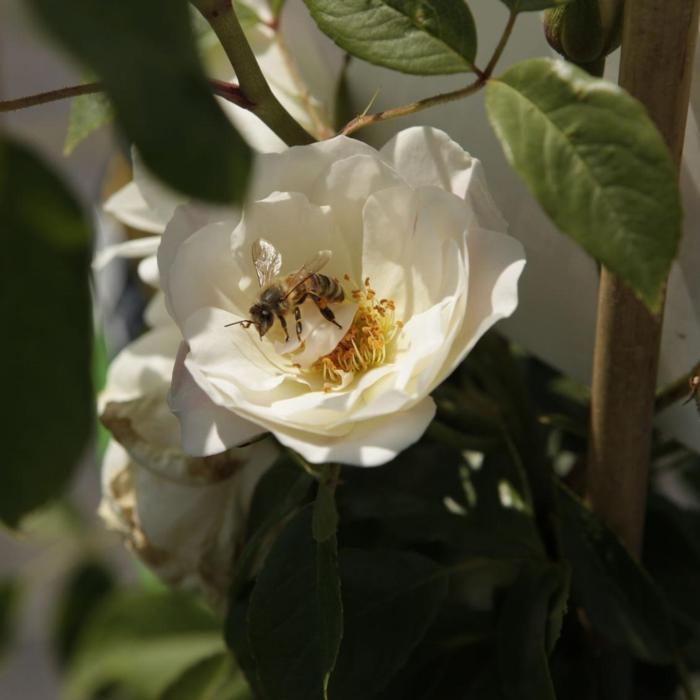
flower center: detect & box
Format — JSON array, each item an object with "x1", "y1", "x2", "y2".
[{"x1": 310, "y1": 276, "x2": 402, "y2": 388}]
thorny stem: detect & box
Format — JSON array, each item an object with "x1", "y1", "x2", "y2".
[
  {"x1": 654, "y1": 361, "x2": 700, "y2": 413},
  {"x1": 191, "y1": 0, "x2": 313, "y2": 146},
  {"x1": 0, "y1": 79, "x2": 253, "y2": 113},
  {"x1": 340, "y1": 10, "x2": 517, "y2": 137}
]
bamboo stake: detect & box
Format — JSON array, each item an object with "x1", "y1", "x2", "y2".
[{"x1": 587, "y1": 0, "x2": 700, "y2": 557}]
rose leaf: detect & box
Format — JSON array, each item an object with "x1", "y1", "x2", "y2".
[
  {"x1": 248, "y1": 504, "x2": 343, "y2": 700},
  {"x1": 485, "y1": 57, "x2": 681, "y2": 312},
  {"x1": 302, "y1": 0, "x2": 477, "y2": 75}
]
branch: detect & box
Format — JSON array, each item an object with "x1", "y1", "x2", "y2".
[
  {"x1": 191, "y1": 0, "x2": 314, "y2": 146},
  {"x1": 0, "y1": 81, "x2": 102, "y2": 113},
  {"x1": 340, "y1": 10, "x2": 517, "y2": 137},
  {"x1": 0, "y1": 79, "x2": 254, "y2": 114}
]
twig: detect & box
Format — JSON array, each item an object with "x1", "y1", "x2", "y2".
[
  {"x1": 340, "y1": 10, "x2": 517, "y2": 137},
  {"x1": 0, "y1": 81, "x2": 102, "y2": 113},
  {"x1": 1, "y1": 79, "x2": 256, "y2": 113}
]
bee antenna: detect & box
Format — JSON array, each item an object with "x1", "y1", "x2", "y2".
[{"x1": 225, "y1": 319, "x2": 255, "y2": 329}]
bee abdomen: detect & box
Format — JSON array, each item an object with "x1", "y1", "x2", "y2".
[{"x1": 312, "y1": 274, "x2": 345, "y2": 302}]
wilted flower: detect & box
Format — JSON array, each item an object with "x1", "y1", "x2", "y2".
[
  {"x1": 98, "y1": 320, "x2": 278, "y2": 603},
  {"x1": 159, "y1": 126, "x2": 525, "y2": 467}
]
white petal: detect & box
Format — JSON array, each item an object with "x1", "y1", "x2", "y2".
[
  {"x1": 249, "y1": 136, "x2": 379, "y2": 202},
  {"x1": 144, "y1": 292, "x2": 172, "y2": 329},
  {"x1": 443, "y1": 227, "x2": 526, "y2": 377},
  {"x1": 310, "y1": 154, "x2": 405, "y2": 280},
  {"x1": 137, "y1": 254, "x2": 159, "y2": 287},
  {"x1": 274, "y1": 397, "x2": 436, "y2": 467},
  {"x1": 92, "y1": 236, "x2": 161, "y2": 271},
  {"x1": 163, "y1": 216, "x2": 247, "y2": 330},
  {"x1": 361, "y1": 184, "x2": 469, "y2": 318},
  {"x1": 170, "y1": 341, "x2": 267, "y2": 456},
  {"x1": 103, "y1": 182, "x2": 171, "y2": 234},
  {"x1": 99, "y1": 324, "x2": 182, "y2": 411},
  {"x1": 379, "y1": 126, "x2": 507, "y2": 231}
]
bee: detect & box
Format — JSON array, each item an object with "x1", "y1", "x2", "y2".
[{"x1": 226, "y1": 238, "x2": 345, "y2": 342}]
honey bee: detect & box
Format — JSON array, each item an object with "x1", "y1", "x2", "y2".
[{"x1": 226, "y1": 238, "x2": 345, "y2": 341}]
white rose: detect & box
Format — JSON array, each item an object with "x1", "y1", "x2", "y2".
[
  {"x1": 158, "y1": 126, "x2": 526, "y2": 467},
  {"x1": 98, "y1": 323, "x2": 279, "y2": 603}
]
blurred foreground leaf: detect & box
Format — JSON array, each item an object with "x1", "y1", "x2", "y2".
[
  {"x1": 302, "y1": 0, "x2": 477, "y2": 75},
  {"x1": 557, "y1": 484, "x2": 676, "y2": 663},
  {"x1": 486, "y1": 58, "x2": 681, "y2": 311},
  {"x1": 0, "y1": 137, "x2": 92, "y2": 527},
  {"x1": 500, "y1": 0, "x2": 574, "y2": 10},
  {"x1": 64, "y1": 590, "x2": 222, "y2": 700},
  {"x1": 30, "y1": 0, "x2": 252, "y2": 202},
  {"x1": 0, "y1": 579, "x2": 21, "y2": 663}
]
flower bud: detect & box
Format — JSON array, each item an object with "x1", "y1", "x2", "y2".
[{"x1": 544, "y1": 0, "x2": 624, "y2": 70}]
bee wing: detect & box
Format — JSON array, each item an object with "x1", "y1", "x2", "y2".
[
  {"x1": 285, "y1": 250, "x2": 332, "y2": 289},
  {"x1": 252, "y1": 238, "x2": 282, "y2": 287}
]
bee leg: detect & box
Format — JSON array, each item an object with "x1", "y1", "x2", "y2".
[
  {"x1": 276, "y1": 313, "x2": 289, "y2": 342},
  {"x1": 311, "y1": 295, "x2": 342, "y2": 329},
  {"x1": 294, "y1": 306, "x2": 303, "y2": 341}
]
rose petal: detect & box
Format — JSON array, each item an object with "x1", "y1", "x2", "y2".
[
  {"x1": 92, "y1": 235, "x2": 161, "y2": 272},
  {"x1": 273, "y1": 397, "x2": 436, "y2": 466},
  {"x1": 171, "y1": 340, "x2": 269, "y2": 456},
  {"x1": 379, "y1": 126, "x2": 507, "y2": 232}
]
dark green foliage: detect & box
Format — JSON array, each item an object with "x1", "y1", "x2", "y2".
[
  {"x1": 0, "y1": 138, "x2": 93, "y2": 527},
  {"x1": 29, "y1": 0, "x2": 252, "y2": 202}
]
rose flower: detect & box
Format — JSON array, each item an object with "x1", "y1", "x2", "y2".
[{"x1": 159, "y1": 126, "x2": 525, "y2": 467}]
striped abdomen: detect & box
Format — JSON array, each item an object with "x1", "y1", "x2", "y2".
[{"x1": 297, "y1": 273, "x2": 345, "y2": 304}]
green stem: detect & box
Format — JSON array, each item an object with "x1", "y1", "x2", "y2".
[
  {"x1": 340, "y1": 10, "x2": 517, "y2": 137},
  {"x1": 191, "y1": 0, "x2": 313, "y2": 146}
]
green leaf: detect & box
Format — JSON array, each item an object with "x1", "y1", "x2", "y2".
[
  {"x1": 329, "y1": 549, "x2": 449, "y2": 699},
  {"x1": 497, "y1": 563, "x2": 569, "y2": 700},
  {"x1": 501, "y1": 0, "x2": 574, "y2": 10},
  {"x1": 225, "y1": 456, "x2": 313, "y2": 613},
  {"x1": 64, "y1": 590, "x2": 222, "y2": 700},
  {"x1": 52, "y1": 560, "x2": 115, "y2": 666},
  {"x1": 248, "y1": 505, "x2": 343, "y2": 700},
  {"x1": 485, "y1": 57, "x2": 681, "y2": 311},
  {"x1": 159, "y1": 652, "x2": 253, "y2": 700},
  {"x1": 0, "y1": 138, "x2": 93, "y2": 527},
  {"x1": 29, "y1": 0, "x2": 252, "y2": 203},
  {"x1": 556, "y1": 484, "x2": 676, "y2": 663},
  {"x1": 0, "y1": 579, "x2": 21, "y2": 662},
  {"x1": 302, "y1": 0, "x2": 477, "y2": 75},
  {"x1": 313, "y1": 467, "x2": 340, "y2": 543},
  {"x1": 63, "y1": 92, "x2": 113, "y2": 156}
]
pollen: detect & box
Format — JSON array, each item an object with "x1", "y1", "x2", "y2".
[{"x1": 311, "y1": 278, "x2": 402, "y2": 387}]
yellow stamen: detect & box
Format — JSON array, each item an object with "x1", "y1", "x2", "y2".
[{"x1": 310, "y1": 278, "x2": 401, "y2": 387}]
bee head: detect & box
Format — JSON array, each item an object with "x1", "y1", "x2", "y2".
[{"x1": 249, "y1": 303, "x2": 274, "y2": 338}]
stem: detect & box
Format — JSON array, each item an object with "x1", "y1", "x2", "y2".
[
  {"x1": 340, "y1": 10, "x2": 518, "y2": 137},
  {"x1": 654, "y1": 360, "x2": 700, "y2": 413},
  {"x1": 1, "y1": 79, "x2": 254, "y2": 113},
  {"x1": 191, "y1": 0, "x2": 313, "y2": 146},
  {"x1": 0, "y1": 82, "x2": 102, "y2": 112},
  {"x1": 586, "y1": 1, "x2": 700, "y2": 558}
]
